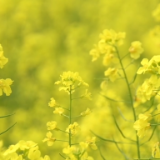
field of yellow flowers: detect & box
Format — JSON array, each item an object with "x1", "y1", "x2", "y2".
[{"x1": 1, "y1": 0, "x2": 160, "y2": 159}]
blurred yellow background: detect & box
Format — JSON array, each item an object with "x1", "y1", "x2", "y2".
[{"x1": 0, "y1": 0, "x2": 160, "y2": 159}]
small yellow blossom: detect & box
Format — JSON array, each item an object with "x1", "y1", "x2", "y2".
[
  {"x1": 66, "y1": 122, "x2": 79, "y2": 136},
  {"x1": 129, "y1": 41, "x2": 144, "y2": 59},
  {"x1": 133, "y1": 113, "x2": 151, "y2": 138},
  {"x1": 137, "y1": 58, "x2": 149, "y2": 74},
  {"x1": 43, "y1": 132, "x2": 56, "y2": 146},
  {"x1": 80, "y1": 108, "x2": 91, "y2": 116},
  {"x1": 0, "y1": 44, "x2": 8, "y2": 68},
  {"x1": 86, "y1": 136, "x2": 97, "y2": 150},
  {"x1": 18, "y1": 140, "x2": 37, "y2": 151},
  {"x1": 102, "y1": 53, "x2": 118, "y2": 66},
  {"x1": 89, "y1": 44, "x2": 100, "y2": 61},
  {"x1": 48, "y1": 98, "x2": 57, "y2": 107},
  {"x1": 104, "y1": 68, "x2": 119, "y2": 82},
  {"x1": 46, "y1": 121, "x2": 58, "y2": 130},
  {"x1": 0, "y1": 78, "x2": 13, "y2": 96},
  {"x1": 81, "y1": 89, "x2": 92, "y2": 100},
  {"x1": 152, "y1": 142, "x2": 160, "y2": 158},
  {"x1": 81, "y1": 152, "x2": 94, "y2": 160},
  {"x1": 53, "y1": 107, "x2": 64, "y2": 115}
]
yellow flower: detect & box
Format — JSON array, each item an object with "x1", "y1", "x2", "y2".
[
  {"x1": 66, "y1": 122, "x2": 79, "y2": 136},
  {"x1": 28, "y1": 147, "x2": 41, "y2": 160},
  {"x1": 53, "y1": 107, "x2": 64, "y2": 115},
  {"x1": 81, "y1": 89, "x2": 92, "y2": 100},
  {"x1": 137, "y1": 58, "x2": 149, "y2": 74},
  {"x1": 85, "y1": 137, "x2": 97, "y2": 150},
  {"x1": 43, "y1": 132, "x2": 56, "y2": 146},
  {"x1": 89, "y1": 45, "x2": 100, "y2": 61},
  {"x1": 0, "y1": 78, "x2": 13, "y2": 96},
  {"x1": 46, "y1": 121, "x2": 58, "y2": 130},
  {"x1": 129, "y1": 41, "x2": 144, "y2": 59},
  {"x1": 152, "y1": 142, "x2": 160, "y2": 158},
  {"x1": 48, "y1": 98, "x2": 57, "y2": 108},
  {"x1": 0, "y1": 44, "x2": 8, "y2": 68},
  {"x1": 81, "y1": 152, "x2": 94, "y2": 160},
  {"x1": 104, "y1": 68, "x2": 119, "y2": 82},
  {"x1": 133, "y1": 113, "x2": 151, "y2": 138},
  {"x1": 102, "y1": 53, "x2": 118, "y2": 66},
  {"x1": 99, "y1": 29, "x2": 125, "y2": 46},
  {"x1": 55, "y1": 71, "x2": 88, "y2": 94},
  {"x1": 80, "y1": 108, "x2": 91, "y2": 116}
]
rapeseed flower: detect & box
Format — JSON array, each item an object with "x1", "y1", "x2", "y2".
[
  {"x1": 0, "y1": 44, "x2": 8, "y2": 68},
  {"x1": 66, "y1": 122, "x2": 79, "y2": 136},
  {"x1": 55, "y1": 71, "x2": 88, "y2": 94},
  {"x1": 0, "y1": 78, "x2": 13, "y2": 96},
  {"x1": 129, "y1": 41, "x2": 144, "y2": 59},
  {"x1": 104, "y1": 68, "x2": 119, "y2": 82},
  {"x1": 43, "y1": 132, "x2": 56, "y2": 146},
  {"x1": 133, "y1": 113, "x2": 151, "y2": 138}
]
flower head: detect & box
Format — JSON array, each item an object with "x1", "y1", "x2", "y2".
[
  {"x1": 129, "y1": 41, "x2": 144, "y2": 59},
  {"x1": 66, "y1": 122, "x2": 79, "y2": 136},
  {"x1": 55, "y1": 71, "x2": 88, "y2": 94},
  {"x1": 104, "y1": 68, "x2": 119, "y2": 82},
  {"x1": 43, "y1": 132, "x2": 56, "y2": 146},
  {"x1": 46, "y1": 121, "x2": 58, "y2": 130},
  {"x1": 133, "y1": 113, "x2": 151, "y2": 138},
  {"x1": 0, "y1": 44, "x2": 8, "y2": 68},
  {"x1": 0, "y1": 78, "x2": 13, "y2": 96}
]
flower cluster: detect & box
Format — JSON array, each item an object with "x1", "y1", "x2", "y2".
[
  {"x1": 90, "y1": 29, "x2": 144, "y2": 83},
  {"x1": 55, "y1": 71, "x2": 89, "y2": 94},
  {"x1": 43, "y1": 71, "x2": 95, "y2": 159},
  {"x1": 3, "y1": 140, "x2": 50, "y2": 160}
]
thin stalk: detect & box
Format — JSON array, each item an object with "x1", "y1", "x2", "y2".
[
  {"x1": 114, "y1": 45, "x2": 141, "y2": 159},
  {"x1": 69, "y1": 85, "x2": 72, "y2": 147}
]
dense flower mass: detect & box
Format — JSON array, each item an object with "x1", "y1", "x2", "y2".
[{"x1": 3, "y1": 140, "x2": 50, "y2": 160}]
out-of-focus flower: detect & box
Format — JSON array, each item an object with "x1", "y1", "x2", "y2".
[
  {"x1": 28, "y1": 147, "x2": 41, "y2": 160},
  {"x1": 133, "y1": 113, "x2": 151, "y2": 138},
  {"x1": 80, "y1": 108, "x2": 91, "y2": 116},
  {"x1": 43, "y1": 132, "x2": 56, "y2": 146},
  {"x1": 0, "y1": 44, "x2": 8, "y2": 68},
  {"x1": 66, "y1": 122, "x2": 79, "y2": 136},
  {"x1": 48, "y1": 98, "x2": 58, "y2": 108},
  {"x1": 53, "y1": 107, "x2": 64, "y2": 115},
  {"x1": 99, "y1": 29, "x2": 125, "y2": 46},
  {"x1": 55, "y1": 71, "x2": 88, "y2": 94},
  {"x1": 104, "y1": 68, "x2": 119, "y2": 82},
  {"x1": 129, "y1": 41, "x2": 144, "y2": 59},
  {"x1": 47, "y1": 121, "x2": 58, "y2": 130},
  {"x1": 137, "y1": 58, "x2": 149, "y2": 74},
  {"x1": 0, "y1": 78, "x2": 13, "y2": 96},
  {"x1": 81, "y1": 89, "x2": 92, "y2": 100}
]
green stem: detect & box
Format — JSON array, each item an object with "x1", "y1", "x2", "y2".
[
  {"x1": 69, "y1": 85, "x2": 72, "y2": 147},
  {"x1": 114, "y1": 45, "x2": 141, "y2": 159}
]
